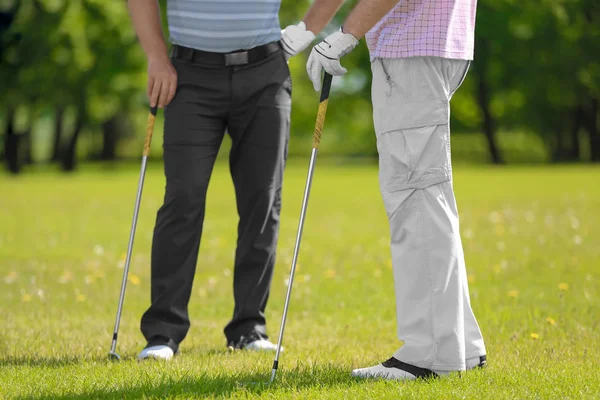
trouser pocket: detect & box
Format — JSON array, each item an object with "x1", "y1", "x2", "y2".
[
  {"x1": 377, "y1": 123, "x2": 451, "y2": 193},
  {"x1": 372, "y1": 57, "x2": 453, "y2": 194}
]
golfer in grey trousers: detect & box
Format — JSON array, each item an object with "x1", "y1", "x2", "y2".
[
  {"x1": 127, "y1": 0, "x2": 316, "y2": 360},
  {"x1": 288, "y1": 0, "x2": 488, "y2": 379}
]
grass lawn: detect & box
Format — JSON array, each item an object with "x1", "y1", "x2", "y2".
[{"x1": 1, "y1": 161, "x2": 599, "y2": 399}]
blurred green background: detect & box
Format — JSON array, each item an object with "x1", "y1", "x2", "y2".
[{"x1": 1, "y1": 0, "x2": 598, "y2": 173}]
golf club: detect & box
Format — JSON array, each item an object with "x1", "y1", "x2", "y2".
[
  {"x1": 269, "y1": 72, "x2": 333, "y2": 383},
  {"x1": 108, "y1": 105, "x2": 158, "y2": 361}
]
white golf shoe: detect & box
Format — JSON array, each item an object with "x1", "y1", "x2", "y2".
[
  {"x1": 352, "y1": 355, "x2": 486, "y2": 381},
  {"x1": 242, "y1": 338, "x2": 281, "y2": 352},
  {"x1": 137, "y1": 345, "x2": 175, "y2": 361}
]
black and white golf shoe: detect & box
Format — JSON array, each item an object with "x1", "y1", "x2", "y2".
[
  {"x1": 227, "y1": 331, "x2": 282, "y2": 353},
  {"x1": 351, "y1": 355, "x2": 487, "y2": 381}
]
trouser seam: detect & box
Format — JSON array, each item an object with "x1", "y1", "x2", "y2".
[{"x1": 420, "y1": 189, "x2": 437, "y2": 365}]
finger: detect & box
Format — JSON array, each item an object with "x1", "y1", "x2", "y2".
[
  {"x1": 158, "y1": 76, "x2": 171, "y2": 108},
  {"x1": 326, "y1": 60, "x2": 347, "y2": 76},
  {"x1": 306, "y1": 52, "x2": 321, "y2": 91},
  {"x1": 306, "y1": 51, "x2": 315, "y2": 79},
  {"x1": 306, "y1": 55, "x2": 316, "y2": 90},
  {"x1": 310, "y1": 59, "x2": 323, "y2": 91},
  {"x1": 150, "y1": 79, "x2": 162, "y2": 108},
  {"x1": 147, "y1": 77, "x2": 155, "y2": 103},
  {"x1": 166, "y1": 74, "x2": 177, "y2": 105}
]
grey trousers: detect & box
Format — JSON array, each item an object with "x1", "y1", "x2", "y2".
[
  {"x1": 140, "y1": 45, "x2": 291, "y2": 349},
  {"x1": 371, "y1": 57, "x2": 486, "y2": 371}
]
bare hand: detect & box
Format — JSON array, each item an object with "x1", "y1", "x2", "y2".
[{"x1": 147, "y1": 54, "x2": 178, "y2": 108}]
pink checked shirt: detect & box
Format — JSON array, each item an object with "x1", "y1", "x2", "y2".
[{"x1": 366, "y1": 0, "x2": 477, "y2": 61}]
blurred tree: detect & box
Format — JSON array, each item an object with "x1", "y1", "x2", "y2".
[
  {"x1": 468, "y1": 0, "x2": 600, "y2": 163},
  {"x1": 0, "y1": 0, "x2": 20, "y2": 172},
  {"x1": 470, "y1": 3, "x2": 502, "y2": 164},
  {"x1": 0, "y1": 0, "x2": 146, "y2": 172},
  {"x1": 1, "y1": 0, "x2": 598, "y2": 172}
]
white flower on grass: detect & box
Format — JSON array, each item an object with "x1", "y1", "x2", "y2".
[
  {"x1": 94, "y1": 245, "x2": 104, "y2": 256},
  {"x1": 570, "y1": 218, "x2": 580, "y2": 230},
  {"x1": 489, "y1": 211, "x2": 503, "y2": 224},
  {"x1": 525, "y1": 211, "x2": 535, "y2": 223}
]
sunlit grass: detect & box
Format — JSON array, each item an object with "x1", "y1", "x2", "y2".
[{"x1": 1, "y1": 162, "x2": 599, "y2": 399}]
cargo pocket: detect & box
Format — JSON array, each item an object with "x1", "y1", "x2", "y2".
[
  {"x1": 377, "y1": 127, "x2": 450, "y2": 193},
  {"x1": 373, "y1": 57, "x2": 453, "y2": 194}
]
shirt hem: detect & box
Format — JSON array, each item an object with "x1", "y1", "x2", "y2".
[{"x1": 368, "y1": 49, "x2": 474, "y2": 62}]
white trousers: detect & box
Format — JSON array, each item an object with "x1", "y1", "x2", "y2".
[{"x1": 371, "y1": 57, "x2": 486, "y2": 371}]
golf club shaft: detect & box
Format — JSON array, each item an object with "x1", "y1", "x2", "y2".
[
  {"x1": 270, "y1": 73, "x2": 332, "y2": 383},
  {"x1": 109, "y1": 106, "x2": 157, "y2": 356}
]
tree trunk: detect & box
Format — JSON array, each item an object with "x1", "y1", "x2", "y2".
[
  {"x1": 569, "y1": 105, "x2": 583, "y2": 161},
  {"x1": 3, "y1": 108, "x2": 20, "y2": 174},
  {"x1": 23, "y1": 127, "x2": 33, "y2": 165},
  {"x1": 22, "y1": 112, "x2": 34, "y2": 166},
  {"x1": 100, "y1": 114, "x2": 123, "y2": 161},
  {"x1": 61, "y1": 108, "x2": 85, "y2": 172},
  {"x1": 550, "y1": 111, "x2": 570, "y2": 162},
  {"x1": 474, "y1": 65, "x2": 504, "y2": 164},
  {"x1": 51, "y1": 106, "x2": 65, "y2": 162},
  {"x1": 551, "y1": 124, "x2": 567, "y2": 162},
  {"x1": 587, "y1": 98, "x2": 600, "y2": 162}
]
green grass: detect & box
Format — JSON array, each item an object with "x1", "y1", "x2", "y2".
[{"x1": 1, "y1": 161, "x2": 599, "y2": 399}]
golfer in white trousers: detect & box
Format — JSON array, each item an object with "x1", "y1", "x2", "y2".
[{"x1": 282, "y1": 0, "x2": 488, "y2": 379}]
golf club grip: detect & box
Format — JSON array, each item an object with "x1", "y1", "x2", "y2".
[
  {"x1": 143, "y1": 106, "x2": 158, "y2": 157},
  {"x1": 312, "y1": 73, "x2": 333, "y2": 149}
]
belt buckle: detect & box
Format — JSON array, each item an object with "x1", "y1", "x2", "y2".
[{"x1": 225, "y1": 51, "x2": 249, "y2": 66}]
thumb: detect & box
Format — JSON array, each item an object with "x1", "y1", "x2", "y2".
[{"x1": 325, "y1": 60, "x2": 347, "y2": 77}]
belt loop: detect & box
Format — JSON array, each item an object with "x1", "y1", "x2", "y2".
[{"x1": 170, "y1": 45, "x2": 179, "y2": 59}]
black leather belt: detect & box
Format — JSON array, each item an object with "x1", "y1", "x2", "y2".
[{"x1": 170, "y1": 42, "x2": 281, "y2": 66}]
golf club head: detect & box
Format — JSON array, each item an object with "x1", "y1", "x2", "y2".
[{"x1": 108, "y1": 351, "x2": 121, "y2": 361}]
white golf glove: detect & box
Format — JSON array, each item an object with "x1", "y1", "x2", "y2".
[
  {"x1": 306, "y1": 29, "x2": 359, "y2": 91},
  {"x1": 280, "y1": 21, "x2": 316, "y2": 61}
]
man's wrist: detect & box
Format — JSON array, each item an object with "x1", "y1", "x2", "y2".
[
  {"x1": 303, "y1": 19, "x2": 317, "y2": 35},
  {"x1": 341, "y1": 25, "x2": 360, "y2": 41},
  {"x1": 146, "y1": 48, "x2": 170, "y2": 62}
]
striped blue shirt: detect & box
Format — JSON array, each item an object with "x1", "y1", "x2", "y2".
[{"x1": 167, "y1": 0, "x2": 282, "y2": 53}]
